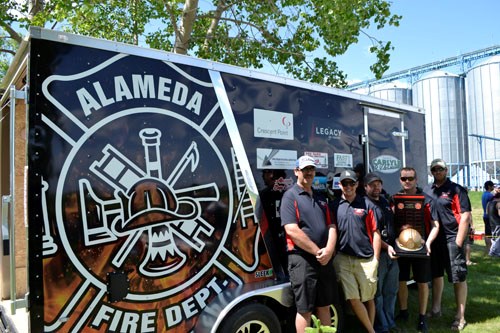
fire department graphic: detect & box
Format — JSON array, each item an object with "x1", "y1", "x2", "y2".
[{"x1": 34, "y1": 52, "x2": 272, "y2": 332}]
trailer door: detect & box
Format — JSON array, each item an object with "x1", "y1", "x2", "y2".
[{"x1": 365, "y1": 108, "x2": 406, "y2": 195}]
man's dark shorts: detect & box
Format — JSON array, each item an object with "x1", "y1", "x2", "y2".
[
  {"x1": 288, "y1": 253, "x2": 338, "y2": 313},
  {"x1": 447, "y1": 242, "x2": 467, "y2": 283},
  {"x1": 484, "y1": 217, "x2": 492, "y2": 236},
  {"x1": 430, "y1": 241, "x2": 467, "y2": 283},
  {"x1": 398, "y1": 256, "x2": 431, "y2": 283}
]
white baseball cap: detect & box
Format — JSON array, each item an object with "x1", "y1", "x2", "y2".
[{"x1": 296, "y1": 155, "x2": 316, "y2": 170}]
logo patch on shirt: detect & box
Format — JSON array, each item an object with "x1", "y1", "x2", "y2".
[
  {"x1": 440, "y1": 192, "x2": 450, "y2": 199},
  {"x1": 353, "y1": 208, "x2": 366, "y2": 216}
]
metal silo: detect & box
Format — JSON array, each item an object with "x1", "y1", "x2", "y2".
[
  {"x1": 412, "y1": 70, "x2": 469, "y2": 185},
  {"x1": 369, "y1": 81, "x2": 413, "y2": 105},
  {"x1": 466, "y1": 55, "x2": 500, "y2": 187}
]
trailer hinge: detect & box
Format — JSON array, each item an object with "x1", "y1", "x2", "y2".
[
  {"x1": 10, "y1": 85, "x2": 28, "y2": 103},
  {"x1": 10, "y1": 296, "x2": 27, "y2": 315},
  {"x1": 358, "y1": 134, "x2": 367, "y2": 145}
]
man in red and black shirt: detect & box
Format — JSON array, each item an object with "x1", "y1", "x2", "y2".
[
  {"x1": 331, "y1": 170, "x2": 381, "y2": 333},
  {"x1": 280, "y1": 155, "x2": 338, "y2": 333},
  {"x1": 394, "y1": 167, "x2": 439, "y2": 333},
  {"x1": 424, "y1": 158, "x2": 471, "y2": 331}
]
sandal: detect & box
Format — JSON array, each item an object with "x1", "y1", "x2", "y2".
[
  {"x1": 426, "y1": 310, "x2": 442, "y2": 318},
  {"x1": 451, "y1": 319, "x2": 467, "y2": 331}
]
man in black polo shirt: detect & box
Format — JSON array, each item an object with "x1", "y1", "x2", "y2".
[
  {"x1": 331, "y1": 170, "x2": 380, "y2": 333},
  {"x1": 424, "y1": 159, "x2": 471, "y2": 331},
  {"x1": 394, "y1": 167, "x2": 439, "y2": 333},
  {"x1": 280, "y1": 155, "x2": 338, "y2": 332},
  {"x1": 364, "y1": 172, "x2": 399, "y2": 333}
]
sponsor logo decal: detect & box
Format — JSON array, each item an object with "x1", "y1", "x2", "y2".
[
  {"x1": 334, "y1": 153, "x2": 353, "y2": 168},
  {"x1": 254, "y1": 108, "x2": 294, "y2": 140},
  {"x1": 372, "y1": 155, "x2": 402, "y2": 174}
]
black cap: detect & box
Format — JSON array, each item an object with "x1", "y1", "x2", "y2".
[{"x1": 364, "y1": 172, "x2": 383, "y2": 185}]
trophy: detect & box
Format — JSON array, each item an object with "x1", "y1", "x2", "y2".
[{"x1": 393, "y1": 194, "x2": 429, "y2": 258}]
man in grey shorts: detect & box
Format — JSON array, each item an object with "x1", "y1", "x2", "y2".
[{"x1": 424, "y1": 159, "x2": 471, "y2": 331}]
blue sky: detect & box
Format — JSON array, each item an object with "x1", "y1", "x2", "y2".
[{"x1": 335, "y1": 0, "x2": 500, "y2": 83}]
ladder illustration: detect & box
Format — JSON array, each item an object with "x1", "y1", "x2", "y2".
[{"x1": 231, "y1": 148, "x2": 255, "y2": 228}]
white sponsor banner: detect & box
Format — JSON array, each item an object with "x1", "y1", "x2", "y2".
[
  {"x1": 305, "y1": 151, "x2": 328, "y2": 169},
  {"x1": 254, "y1": 108, "x2": 294, "y2": 140},
  {"x1": 256, "y1": 148, "x2": 297, "y2": 169},
  {"x1": 334, "y1": 153, "x2": 353, "y2": 168}
]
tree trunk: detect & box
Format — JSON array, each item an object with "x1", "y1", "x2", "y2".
[{"x1": 173, "y1": 0, "x2": 199, "y2": 54}]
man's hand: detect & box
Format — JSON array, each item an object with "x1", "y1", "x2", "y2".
[
  {"x1": 316, "y1": 247, "x2": 334, "y2": 265},
  {"x1": 387, "y1": 245, "x2": 398, "y2": 259},
  {"x1": 425, "y1": 240, "x2": 432, "y2": 256}
]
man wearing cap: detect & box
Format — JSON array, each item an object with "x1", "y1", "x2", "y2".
[
  {"x1": 424, "y1": 159, "x2": 471, "y2": 331},
  {"x1": 393, "y1": 167, "x2": 439, "y2": 333},
  {"x1": 486, "y1": 185, "x2": 500, "y2": 257},
  {"x1": 280, "y1": 155, "x2": 338, "y2": 332},
  {"x1": 481, "y1": 180, "x2": 495, "y2": 254},
  {"x1": 364, "y1": 173, "x2": 399, "y2": 333},
  {"x1": 331, "y1": 169, "x2": 381, "y2": 333}
]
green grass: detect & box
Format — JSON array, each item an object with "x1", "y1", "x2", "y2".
[
  {"x1": 341, "y1": 191, "x2": 500, "y2": 332},
  {"x1": 469, "y1": 191, "x2": 484, "y2": 233}
]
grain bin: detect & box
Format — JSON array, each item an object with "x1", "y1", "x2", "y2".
[
  {"x1": 369, "y1": 81, "x2": 412, "y2": 105},
  {"x1": 466, "y1": 55, "x2": 500, "y2": 187},
  {"x1": 412, "y1": 70, "x2": 469, "y2": 185}
]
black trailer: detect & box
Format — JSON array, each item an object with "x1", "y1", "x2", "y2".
[{"x1": 0, "y1": 27, "x2": 426, "y2": 332}]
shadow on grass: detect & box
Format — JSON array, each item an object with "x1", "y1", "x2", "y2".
[{"x1": 340, "y1": 243, "x2": 500, "y2": 333}]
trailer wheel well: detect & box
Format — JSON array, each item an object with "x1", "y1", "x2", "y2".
[{"x1": 216, "y1": 296, "x2": 292, "y2": 333}]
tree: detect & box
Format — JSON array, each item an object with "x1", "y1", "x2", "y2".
[{"x1": 1, "y1": 0, "x2": 400, "y2": 87}]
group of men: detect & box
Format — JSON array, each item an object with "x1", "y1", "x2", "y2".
[{"x1": 280, "y1": 156, "x2": 472, "y2": 333}]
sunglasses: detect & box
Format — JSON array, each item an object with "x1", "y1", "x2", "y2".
[
  {"x1": 341, "y1": 180, "x2": 356, "y2": 187},
  {"x1": 431, "y1": 167, "x2": 445, "y2": 173},
  {"x1": 400, "y1": 177, "x2": 415, "y2": 182}
]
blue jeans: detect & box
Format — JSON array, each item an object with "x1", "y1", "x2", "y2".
[{"x1": 374, "y1": 251, "x2": 399, "y2": 333}]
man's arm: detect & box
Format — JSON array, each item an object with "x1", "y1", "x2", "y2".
[
  {"x1": 456, "y1": 211, "x2": 472, "y2": 248},
  {"x1": 316, "y1": 224, "x2": 337, "y2": 265},
  {"x1": 283, "y1": 223, "x2": 320, "y2": 256},
  {"x1": 373, "y1": 230, "x2": 382, "y2": 261},
  {"x1": 425, "y1": 220, "x2": 440, "y2": 255}
]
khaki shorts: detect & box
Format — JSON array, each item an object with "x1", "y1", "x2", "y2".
[{"x1": 333, "y1": 252, "x2": 378, "y2": 302}]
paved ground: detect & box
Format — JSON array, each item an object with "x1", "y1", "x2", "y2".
[{"x1": 0, "y1": 301, "x2": 28, "y2": 333}]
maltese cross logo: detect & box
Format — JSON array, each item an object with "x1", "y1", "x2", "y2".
[{"x1": 78, "y1": 128, "x2": 218, "y2": 277}]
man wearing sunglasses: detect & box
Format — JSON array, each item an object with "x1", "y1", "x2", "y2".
[
  {"x1": 331, "y1": 170, "x2": 381, "y2": 333},
  {"x1": 394, "y1": 167, "x2": 439, "y2": 333},
  {"x1": 280, "y1": 155, "x2": 338, "y2": 332},
  {"x1": 424, "y1": 159, "x2": 471, "y2": 331}
]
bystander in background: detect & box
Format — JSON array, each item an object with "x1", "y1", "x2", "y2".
[
  {"x1": 487, "y1": 185, "x2": 500, "y2": 257},
  {"x1": 481, "y1": 180, "x2": 495, "y2": 254}
]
